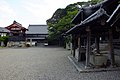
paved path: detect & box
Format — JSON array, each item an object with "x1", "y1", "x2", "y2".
[{"x1": 0, "y1": 47, "x2": 120, "y2": 80}]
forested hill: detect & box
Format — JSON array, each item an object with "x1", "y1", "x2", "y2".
[
  {"x1": 47, "y1": 2, "x2": 88, "y2": 25},
  {"x1": 47, "y1": 8, "x2": 67, "y2": 24},
  {"x1": 46, "y1": 0, "x2": 102, "y2": 40},
  {"x1": 46, "y1": 2, "x2": 88, "y2": 40}
]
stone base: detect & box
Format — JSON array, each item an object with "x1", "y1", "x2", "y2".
[
  {"x1": 7, "y1": 41, "x2": 26, "y2": 47},
  {"x1": 90, "y1": 54, "x2": 108, "y2": 67}
]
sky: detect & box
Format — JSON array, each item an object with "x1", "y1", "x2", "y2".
[{"x1": 0, "y1": 0, "x2": 88, "y2": 28}]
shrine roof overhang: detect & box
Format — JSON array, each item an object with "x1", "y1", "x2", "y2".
[
  {"x1": 107, "y1": 4, "x2": 120, "y2": 27},
  {"x1": 71, "y1": 3, "x2": 101, "y2": 25},
  {"x1": 66, "y1": 8, "x2": 109, "y2": 34},
  {"x1": 71, "y1": 0, "x2": 119, "y2": 25}
]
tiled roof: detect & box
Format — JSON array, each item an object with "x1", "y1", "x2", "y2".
[
  {"x1": 66, "y1": 0, "x2": 119, "y2": 34},
  {"x1": 71, "y1": 0, "x2": 119, "y2": 25},
  {"x1": 0, "y1": 27, "x2": 10, "y2": 33},
  {"x1": 26, "y1": 25, "x2": 48, "y2": 34},
  {"x1": 66, "y1": 8, "x2": 108, "y2": 34},
  {"x1": 6, "y1": 21, "x2": 27, "y2": 31}
]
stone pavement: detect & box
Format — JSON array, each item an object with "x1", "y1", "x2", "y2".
[{"x1": 0, "y1": 47, "x2": 120, "y2": 80}]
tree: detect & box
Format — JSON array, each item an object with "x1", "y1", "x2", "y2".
[
  {"x1": 0, "y1": 36, "x2": 9, "y2": 46},
  {"x1": 90, "y1": 0, "x2": 103, "y2": 5},
  {"x1": 46, "y1": 0, "x2": 103, "y2": 44},
  {"x1": 47, "y1": 2, "x2": 88, "y2": 42}
]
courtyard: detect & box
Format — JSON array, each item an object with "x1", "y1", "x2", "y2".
[{"x1": 0, "y1": 47, "x2": 120, "y2": 80}]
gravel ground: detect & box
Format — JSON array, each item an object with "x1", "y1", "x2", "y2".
[{"x1": 0, "y1": 47, "x2": 120, "y2": 80}]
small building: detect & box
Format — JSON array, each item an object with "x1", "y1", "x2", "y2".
[
  {"x1": 26, "y1": 25, "x2": 48, "y2": 46},
  {"x1": 0, "y1": 27, "x2": 10, "y2": 36},
  {"x1": 0, "y1": 27, "x2": 10, "y2": 46},
  {"x1": 66, "y1": 0, "x2": 120, "y2": 68},
  {"x1": 5, "y1": 21, "x2": 27, "y2": 47}
]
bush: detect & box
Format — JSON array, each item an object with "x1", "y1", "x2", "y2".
[{"x1": 0, "y1": 36, "x2": 9, "y2": 47}]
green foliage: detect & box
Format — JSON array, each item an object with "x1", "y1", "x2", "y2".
[
  {"x1": 0, "y1": 36, "x2": 9, "y2": 46},
  {"x1": 90, "y1": 0, "x2": 103, "y2": 5},
  {"x1": 0, "y1": 37, "x2": 4, "y2": 42},
  {"x1": 119, "y1": 1, "x2": 120, "y2": 4},
  {"x1": 47, "y1": 2, "x2": 85, "y2": 41},
  {"x1": 65, "y1": 35, "x2": 72, "y2": 44},
  {"x1": 46, "y1": 0, "x2": 103, "y2": 41},
  {"x1": 2, "y1": 36, "x2": 9, "y2": 42}
]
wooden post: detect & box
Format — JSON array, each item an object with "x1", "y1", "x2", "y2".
[
  {"x1": 95, "y1": 36, "x2": 100, "y2": 54},
  {"x1": 85, "y1": 27, "x2": 91, "y2": 68},
  {"x1": 109, "y1": 28, "x2": 115, "y2": 67},
  {"x1": 72, "y1": 34, "x2": 76, "y2": 57},
  {"x1": 70, "y1": 35, "x2": 73, "y2": 54},
  {"x1": 78, "y1": 36, "x2": 81, "y2": 62}
]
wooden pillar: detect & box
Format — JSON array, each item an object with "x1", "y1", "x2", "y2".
[
  {"x1": 78, "y1": 35, "x2": 81, "y2": 62},
  {"x1": 85, "y1": 27, "x2": 91, "y2": 68},
  {"x1": 70, "y1": 35, "x2": 73, "y2": 54},
  {"x1": 72, "y1": 34, "x2": 76, "y2": 57},
  {"x1": 109, "y1": 28, "x2": 115, "y2": 67},
  {"x1": 95, "y1": 36, "x2": 100, "y2": 54}
]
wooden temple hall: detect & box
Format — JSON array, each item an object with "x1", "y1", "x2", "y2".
[
  {"x1": 5, "y1": 21, "x2": 27, "y2": 47},
  {"x1": 66, "y1": 0, "x2": 120, "y2": 68}
]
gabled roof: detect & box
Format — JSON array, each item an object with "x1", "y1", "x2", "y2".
[
  {"x1": 6, "y1": 21, "x2": 27, "y2": 31},
  {"x1": 107, "y1": 4, "x2": 120, "y2": 26},
  {"x1": 26, "y1": 25, "x2": 48, "y2": 34},
  {"x1": 71, "y1": 3, "x2": 101, "y2": 25}
]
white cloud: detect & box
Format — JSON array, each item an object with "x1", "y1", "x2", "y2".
[
  {"x1": 0, "y1": 1, "x2": 14, "y2": 15},
  {"x1": 22, "y1": 0, "x2": 89, "y2": 26},
  {"x1": 0, "y1": 0, "x2": 89, "y2": 28},
  {"x1": 0, "y1": 0, "x2": 17, "y2": 27},
  {"x1": 23, "y1": 2, "x2": 43, "y2": 17}
]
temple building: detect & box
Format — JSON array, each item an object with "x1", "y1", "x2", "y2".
[
  {"x1": 26, "y1": 25, "x2": 48, "y2": 46},
  {"x1": 5, "y1": 21, "x2": 27, "y2": 47}
]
